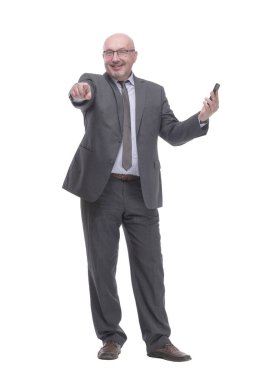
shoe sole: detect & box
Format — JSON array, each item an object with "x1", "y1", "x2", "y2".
[
  {"x1": 147, "y1": 353, "x2": 192, "y2": 362},
  {"x1": 98, "y1": 352, "x2": 120, "y2": 360}
]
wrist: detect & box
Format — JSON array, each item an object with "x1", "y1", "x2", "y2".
[{"x1": 198, "y1": 114, "x2": 208, "y2": 124}]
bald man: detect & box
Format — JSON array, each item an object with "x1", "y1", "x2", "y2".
[{"x1": 63, "y1": 33, "x2": 219, "y2": 361}]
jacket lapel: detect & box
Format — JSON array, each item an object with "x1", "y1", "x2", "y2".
[
  {"x1": 103, "y1": 73, "x2": 123, "y2": 133},
  {"x1": 134, "y1": 75, "x2": 146, "y2": 135},
  {"x1": 103, "y1": 73, "x2": 146, "y2": 136}
]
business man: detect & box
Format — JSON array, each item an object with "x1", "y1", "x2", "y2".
[{"x1": 63, "y1": 33, "x2": 219, "y2": 361}]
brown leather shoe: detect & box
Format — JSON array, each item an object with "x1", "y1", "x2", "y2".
[
  {"x1": 97, "y1": 341, "x2": 121, "y2": 360},
  {"x1": 148, "y1": 342, "x2": 192, "y2": 362}
]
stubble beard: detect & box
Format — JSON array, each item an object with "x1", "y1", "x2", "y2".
[{"x1": 106, "y1": 63, "x2": 127, "y2": 81}]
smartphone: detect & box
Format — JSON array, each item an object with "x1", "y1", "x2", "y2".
[
  {"x1": 213, "y1": 83, "x2": 220, "y2": 93},
  {"x1": 210, "y1": 83, "x2": 220, "y2": 100}
]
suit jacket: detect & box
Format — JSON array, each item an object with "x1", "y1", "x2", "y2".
[{"x1": 62, "y1": 73, "x2": 208, "y2": 209}]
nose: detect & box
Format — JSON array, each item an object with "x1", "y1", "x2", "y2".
[{"x1": 112, "y1": 51, "x2": 120, "y2": 62}]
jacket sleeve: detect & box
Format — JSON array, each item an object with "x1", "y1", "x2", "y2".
[{"x1": 159, "y1": 87, "x2": 208, "y2": 146}]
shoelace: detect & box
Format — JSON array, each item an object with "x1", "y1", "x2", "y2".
[
  {"x1": 163, "y1": 343, "x2": 179, "y2": 352},
  {"x1": 104, "y1": 341, "x2": 120, "y2": 348}
]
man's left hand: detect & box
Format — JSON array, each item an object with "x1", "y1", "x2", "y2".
[{"x1": 199, "y1": 89, "x2": 219, "y2": 122}]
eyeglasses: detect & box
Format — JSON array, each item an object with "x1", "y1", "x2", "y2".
[{"x1": 103, "y1": 49, "x2": 135, "y2": 58}]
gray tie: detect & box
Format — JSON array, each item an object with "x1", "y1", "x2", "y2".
[{"x1": 118, "y1": 81, "x2": 132, "y2": 171}]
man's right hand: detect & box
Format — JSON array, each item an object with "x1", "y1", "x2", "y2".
[{"x1": 70, "y1": 82, "x2": 92, "y2": 101}]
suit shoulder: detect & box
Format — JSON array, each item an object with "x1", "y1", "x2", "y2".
[
  {"x1": 78, "y1": 73, "x2": 104, "y2": 83},
  {"x1": 134, "y1": 76, "x2": 164, "y2": 89}
]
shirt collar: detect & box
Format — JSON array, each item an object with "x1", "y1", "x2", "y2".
[
  {"x1": 112, "y1": 72, "x2": 135, "y2": 86},
  {"x1": 127, "y1": 72, "x2": 134, "y2": 86}
]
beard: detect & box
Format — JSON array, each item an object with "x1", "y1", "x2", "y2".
[{"x1": 105, "y1": 63, "x2": 129, "y2": 81}]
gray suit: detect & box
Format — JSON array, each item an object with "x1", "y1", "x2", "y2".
[
  {"x1": 63, "y1": 73, "x2": 208, "y2": 209},
  {"x1": 62, "y1": 72, "x2": 208, "y2": 353}
]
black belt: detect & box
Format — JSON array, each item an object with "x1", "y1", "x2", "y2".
[{"x1": 111, "y1": 173, "x2": 139, "y2": 181}]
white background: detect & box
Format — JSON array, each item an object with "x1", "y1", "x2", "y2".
[{"x1": 1, "y1": 0, "x2": 253, "y2": 379}]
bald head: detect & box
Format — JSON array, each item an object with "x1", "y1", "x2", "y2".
[{"x1": 103, "y1": 33, "x2": 135, "y2": 51}]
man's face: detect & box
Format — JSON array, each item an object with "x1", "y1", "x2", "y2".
[{"x1": 103, "y1": 35, "x2": 137, "y2": 81}]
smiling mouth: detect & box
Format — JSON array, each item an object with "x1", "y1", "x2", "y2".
[{"x1": 111, "y1": 64, "x2": 123, "y2": 69}]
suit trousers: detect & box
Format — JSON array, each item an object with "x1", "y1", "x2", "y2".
[{"x1": 80, "y1": 175, "x2": 171, "y2": 353}]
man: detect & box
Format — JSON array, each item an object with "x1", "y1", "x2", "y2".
[{"x1": 62, "y1": 33, "x2": 219, "y2": 361}]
